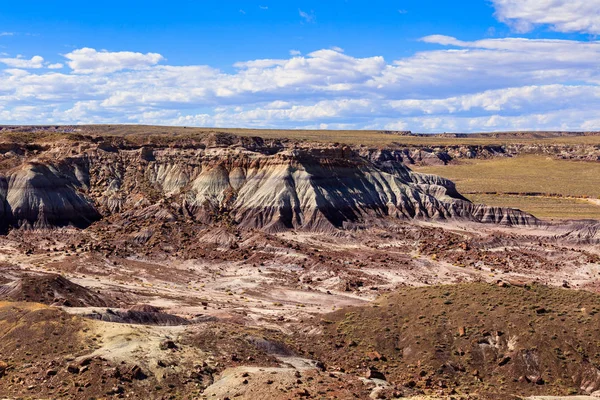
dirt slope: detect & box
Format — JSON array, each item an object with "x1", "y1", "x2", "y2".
[
  {"x1": 296, "y1": 283, "x2": 600, "y2": 399},
  {"x1": 0, "y1": 272, "x2": 113, "y2": 307}
]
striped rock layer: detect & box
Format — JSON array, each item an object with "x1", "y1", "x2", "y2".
[{"x1": 0, "y1": 136, "x2": 537, "y2": 232}]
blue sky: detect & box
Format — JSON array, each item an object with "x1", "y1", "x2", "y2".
[
  {"x1": 1, "y1": 0, "x2": 600, "y2": 132},
  {"x1": 1, "y1": 1, "x2": 507, "y2": 69}
]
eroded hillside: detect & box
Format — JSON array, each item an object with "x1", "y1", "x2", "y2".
[
  {"x1": 0, "y1": 132, "x2": 537, "y2": 233},
  {"x1": 0, "y1": 128, "x2": 597, "y2": 399}
]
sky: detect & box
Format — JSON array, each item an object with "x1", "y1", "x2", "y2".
[{"x1": 0, "y1": 0, "x2": 600, "y2": 132}]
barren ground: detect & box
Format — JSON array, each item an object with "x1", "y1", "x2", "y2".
[{"x1": 0, "y1": 127, "x2": 598, "y2": 399}]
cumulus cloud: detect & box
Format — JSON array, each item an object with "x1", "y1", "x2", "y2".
[
  {"x1": 395, "y1": 36, "x2": 600, "y2": 96},
  {"x1": 64, "y1": 48, "x2": 164, "y2": 74},
  {"x1": 0, "y1": 55, "x2": 44, "y2": 69},
  {"x1": 492, "y1": 0, "x2": 600, "y2": 34},
  {"x1": 0, "y1": 39, "x2": 600, "y2": 132}
]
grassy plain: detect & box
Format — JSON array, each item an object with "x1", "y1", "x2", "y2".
[
  {"x1": 467, "y1": 194, "x2": 600, "y2": 220},
  {"x1": 414, "y1": 155, "x2": 600, "y2": 219},
  {"x1": 4, "y1": 124, "x2": 600, "y2": 147},
  {"x1": 89, "y1": 125, "x2": 600, "y2": 146}
]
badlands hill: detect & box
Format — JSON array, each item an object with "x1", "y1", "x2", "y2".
[
  {"x1": 0, "y1": 130, "x2": 536, "y2": 234},
  {"x1": 3, "y1": 283, "x2": 600, "y2": 399},
  {"x1": 0, "y1": 126, "x2": 598, "y2": 399}
]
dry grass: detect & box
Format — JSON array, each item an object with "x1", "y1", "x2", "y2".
[
  {"x1": 121, "y1": 126, "x2": 600, "y2": 146},
  {"x1": 414, "y1": 155, "x2": 600, "y2": 219},
  {"x1": 468, "y1": 194, "x2": 600, "y2": 220},
  {"x1": 4, "y1": 125, "x2": 600, "y2": 147},
  {"x1": 233, "y1": 130, "x2": 600, "y2": 146},
  {"x1": 414, "y1": 155, "x2": 600, "y2": 198}
]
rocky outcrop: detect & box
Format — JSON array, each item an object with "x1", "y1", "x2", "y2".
[
  {"x1": 0, "y1": 273, "x2": 113, "y2": 307},
  {"x1": 384, "y1": 143, "x2": 600, "y2": 166},
  {"x1": 133, "y1": 145, "x2": 536, "y2": 232},
  {"x1": 84, "y1": 308, "x2": 191, "y2": 326},
  {"x1": 0, "y1": 162, "x2": 100, "y2": 230},
  {"x1": 0, "y1": 135, "x2": 538, "y2": 233},
  {"x1": 552, "y1": 221, "x2": 600, "y2": 243}
]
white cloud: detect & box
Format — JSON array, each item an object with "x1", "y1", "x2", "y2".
[
  {"x1": 228, "y1": 49, "x2": 385, "y2": 95},
  {"x1": 0, "y1": 55, "x2": 44, "y2": 69},
  {"x1": 184, "y1": 85, "x2": 600, "y2": 129},
  {"x1": 47, "y1": 63, "x2": 64, "y2": 69},
  {"x1": 390, "y1": 36, "x2": 600, "y2": 96},
  {"x1": 492, "y1": 0, "x2": 600, "y2": 34},
  {"x1": 384, "y1": 109, "x2": 600, "y2": 133},
  {"x1": 289, "y1": 50, "x2": 301, "y2": 56},
  {"x1": 0, "y1": 32, "x2": 14, "y2": 37},
  {"x1": 299, "y1": 9, "x2": 315, "y2": 23},
  {"x1": 387, "y1": 85, "x2": 600, "y2": 115},
  {"x1": 0, "y1": 39, "x2": 600, "y2": 132},
  {"x1": 64, "y1": 48, "x2": 164, "y2": 74}
]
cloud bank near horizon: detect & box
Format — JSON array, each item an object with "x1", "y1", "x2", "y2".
[{"x1": 1, "y1": 0, "x2": 600, "y2": 132}]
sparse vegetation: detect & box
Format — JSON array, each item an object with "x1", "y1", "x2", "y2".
[
  {"x1": 299, "y1": 283, "x2": 600, "y2": 398},
  {"x1": 468, "y1": 194, "x2": 600, "y2": 219},
  {"x1": 0, "y1": 125, "x2": 598, "y2": 399},
  {"x1": 4, "y1": 124, "x2": 600, "y2": 146},
  {"x1": 415, "y1": 155, "x2": 600, "y2": 219}
]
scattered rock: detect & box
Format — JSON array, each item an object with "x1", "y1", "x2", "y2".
[
  {"x1": 67, "y1": 364, "x2": 80, "y2": 374},
  {"x1": 518, "y1": 375, "x2": 531, "y2": 383},
  {"x1": 127, "y1": 365, "x2": 147, "y2": 380},
  {"x1": 159, "y1": 340, "x2": 178, "y2": 350},
  {"x1": 78, "y1": 357, "x2": 94, "y2": 367},
  {"x1": 366, "y1": 368, "x2": 386, "y2": 381},
  {"x1": 370, "y1": 387, "x2": 386, "y2": 399},
  {"x1": 107, "y1": 385, "x2": 124, "y2": 395},
  {"x1": 315, "y1": 361, "x2": 326, "y2": 371},
  {"x1": 498, "y1": 356, "x2": 511, "y2": 366}
]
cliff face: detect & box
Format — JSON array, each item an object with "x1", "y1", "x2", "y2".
[
  {"x1": 390, "y1": 143, "x2": 600, "y2": 166},
  {"x1": 0, "y1": 161, "x2": 99, "y2": 231},
  {"x1": 0, "y1": 135, "x2": 538, "y2": 232}
]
